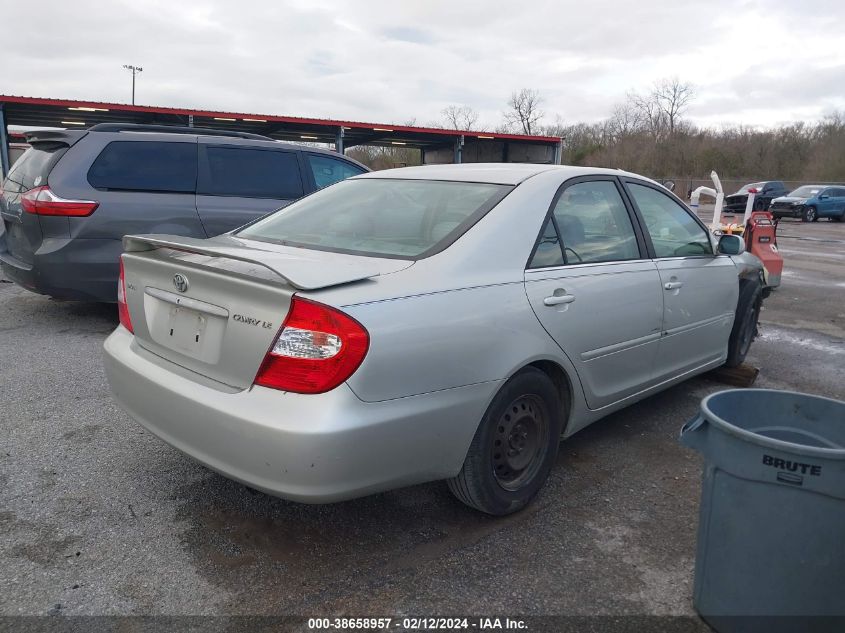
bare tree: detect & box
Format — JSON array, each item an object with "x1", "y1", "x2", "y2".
[
  {"x1": 440, "y1": 105, "x2": 479, "y2": 131},
  {"x1": 630, "y1": 78, "x2": 694, "y2": 139},
  {"x1": 537, "y1": 114, "x2": 567, "y2": 138},
  {"x1": 628, "y1": 89, "x2": 666, "y2": 139},
  {"x1": 504, "y1": 88, "x2": 544, "y2": 135},
  {"x1": 652, "y1": 77, "x2": 695, "y2": 135},
  {"x1": 608, "y1": 102, "x2": 644, "y2": 139}
]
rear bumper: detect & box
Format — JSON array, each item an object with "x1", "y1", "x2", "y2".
[
  {"x1": 0, "y1": 238, "x2": 122, "y2": 301},
  {"x1": 103, "y1": 327, "x2": 497, "y2": 503}
]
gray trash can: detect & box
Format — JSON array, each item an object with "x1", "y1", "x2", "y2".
[{"x1": 680, "y1": 389, "x2": 845, "y2": 633}]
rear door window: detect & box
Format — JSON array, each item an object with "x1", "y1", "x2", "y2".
[
  {"x1": 199, "y1": 146, "x2": 303, "y2": 199},
  {"x1": 3, "y1": 143, "x2": 68, "y2": 194},
  {"x1": 528, "y1": 217, "x2": 565, "y2": 268},
  {"x1": 88, "y1": 141, "x2": 197, "y2": 193},
  {"x1": 307, "y1": 154, "x2": 366, "y2": 189},
  {"x1": 549, "y1": 180, "x2": 640, "y2": 265}
]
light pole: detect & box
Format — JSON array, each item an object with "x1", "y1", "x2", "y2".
[{"x1": 122, "y1": 65, "x2": 143, "y2": 105}]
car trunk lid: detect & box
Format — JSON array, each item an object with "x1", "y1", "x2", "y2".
[{"x1": 121, "y1": 233, "x2": 411, "y2": 389}]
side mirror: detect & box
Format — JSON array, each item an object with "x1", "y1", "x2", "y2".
[
  {"x1": 819, "y1": 194, "x2": 829, "y2": 200},
  {"x1": 718, "y1": 234, "x2": 745, "y2": 255}
]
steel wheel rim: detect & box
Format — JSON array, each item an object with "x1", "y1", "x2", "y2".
[{"x1": 492, "y1": 394, "x2": 549, "y2": 491}]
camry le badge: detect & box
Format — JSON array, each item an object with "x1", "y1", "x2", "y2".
[{"x1": 172, "y1": 273, "x2": 189, "y2": 293}]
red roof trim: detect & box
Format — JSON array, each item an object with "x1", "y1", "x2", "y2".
[{"x1": 0, "y1": 95, "x2": 561, "y2": 143}]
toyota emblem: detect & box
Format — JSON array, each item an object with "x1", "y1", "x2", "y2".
[{"x1": 172, "y1": 273, "x2": 189, "y2": 293}]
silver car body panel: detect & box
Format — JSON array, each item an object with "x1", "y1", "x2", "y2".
[
  {"x1": 524, "y1": 260, "x2": 664, "y2": 410},
  {"x1": 104, "y1": 164, "x2": 761, "y2": 502},
  {"x1": 124, "y1": 233, "x2": 413, "y2": 290},
  {"x1": 104, "y1": 327, "x2": 500, "y2": 501}
]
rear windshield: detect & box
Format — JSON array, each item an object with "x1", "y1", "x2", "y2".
[
  {"x1": 237, "y1": 178, "x2": 513, "y2": 259},
  {"x1": 2, "y1": 143, "x2": 67, "y2": 194}
]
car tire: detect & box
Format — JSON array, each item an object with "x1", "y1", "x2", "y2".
[
  {"x1": 832, "y1": 212, "x2": 844, "y2": 222},
  {"x1": 725, "y1": 278, "x2": 763, "y2": 368},
  {"x1": 447, "y1": 367, "x2": 564, "y2": 515},
  {"x1": 802, "y1": 206, "x2": 817, "y2": 222}
]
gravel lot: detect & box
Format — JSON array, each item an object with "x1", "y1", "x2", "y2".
[{"x1": 1, "y1": 215, "x2": 843, "y2": 624}]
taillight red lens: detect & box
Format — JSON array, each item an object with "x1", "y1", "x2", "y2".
[
  {"x1": 21, "y1": 185, "x2": 98, "y2": 216},
  {"x1": 254, "y1": 297, "x2": 369, "y2": 394},
  {"x1": 117, "y1": 256, "x2": 133, "y2": 333}
]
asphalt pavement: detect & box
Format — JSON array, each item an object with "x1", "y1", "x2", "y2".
[{"x1": 1, "y1": 217, "x2": 843, "y2": 623}]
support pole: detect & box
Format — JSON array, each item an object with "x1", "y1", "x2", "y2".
[
  {"x1": 454, "y1": 135, "x2": 464, "y2": 164},
  {"x1": 335, "y1": 126, "x2": 344, "y2": 154},
  {"x1": 0, "y1": 104, "x2": 10, "y2": 178},
  {"x1": 553, "y1": 139, "x2": 563, "y2": 165},
  {"x1": 188, "y1": 114, "x2": 194, "y2": 128},
  {"x1": 742, "y1": 192, "x2": 756, "y2": 226}
]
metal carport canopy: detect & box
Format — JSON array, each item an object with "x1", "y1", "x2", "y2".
[{"x1": 0, "y1": 95, "x2": 562, "y2": 175}]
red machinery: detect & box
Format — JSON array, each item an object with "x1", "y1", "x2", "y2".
[
  {"x1": 690, "y1": 174, "x2": 785, "y2": 291},
  {"x1": 744, "y1": 210, "x2": 782, "y2": 290}
]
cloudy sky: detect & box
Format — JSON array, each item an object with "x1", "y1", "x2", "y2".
[{"x1": 2, "y1": 0, "x2": 843, "y2": 131}]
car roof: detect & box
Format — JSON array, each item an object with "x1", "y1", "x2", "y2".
[
  {"x1": 23, "y1": 127, "x2": 367, "y2": 168},
  {"x1": 353, "y1": 163, "x2": 651, "y2": 186}
]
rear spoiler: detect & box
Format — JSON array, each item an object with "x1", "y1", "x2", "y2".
[
  {"x1": 24, "y1": 129, "x2": 88, "y2": 147},
  {"x1": 122, "y1": 234, "x2": 389, "y2": 290}
]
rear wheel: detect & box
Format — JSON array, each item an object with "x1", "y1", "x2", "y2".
[
  {"x1": 447, "y1": 367, "x2": 564, "y2": 515},
  {"x1": 725, "y1": 279, "x2": 763, "y2": 368},
  {"x1": 802, "y1": 206, "x2": 817, "y2": 222}
]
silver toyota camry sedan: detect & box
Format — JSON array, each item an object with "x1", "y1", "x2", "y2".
[{"x1": 103, "y1": 164, "x2": 764, "y2": 515}]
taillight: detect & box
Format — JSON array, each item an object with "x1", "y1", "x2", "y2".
[
  {"x1": 21, "y1": 185, "x2": 98, "y2": 216},
  {"x1": 117, "y1": 256, "x2": 133, "y2": 333},
  {"x1": 254, "y1": 297, "x2": 369, "y2": 394}
]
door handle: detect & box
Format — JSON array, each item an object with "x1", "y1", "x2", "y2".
[
  {"x1": 544, "y1": 294, "x2": 576, "y2": 306},
  {"x1": 664, "y1": 281, "x2": 684, "y2": 290}
]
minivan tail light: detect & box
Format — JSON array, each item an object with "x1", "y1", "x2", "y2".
[
  {"x1": 117, "y1": 256, "x2": 133, "y2": 333},
  {"x1": 254, "y1": 297, "x2": 369, "y2": 394},
  {"x1": 21, "y1": 185, "x2": 99, "y2": 216}
]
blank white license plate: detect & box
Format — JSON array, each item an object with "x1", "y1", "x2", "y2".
[{"x1": 165, "y1": 305, "x2": 209, "y2": 355}]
